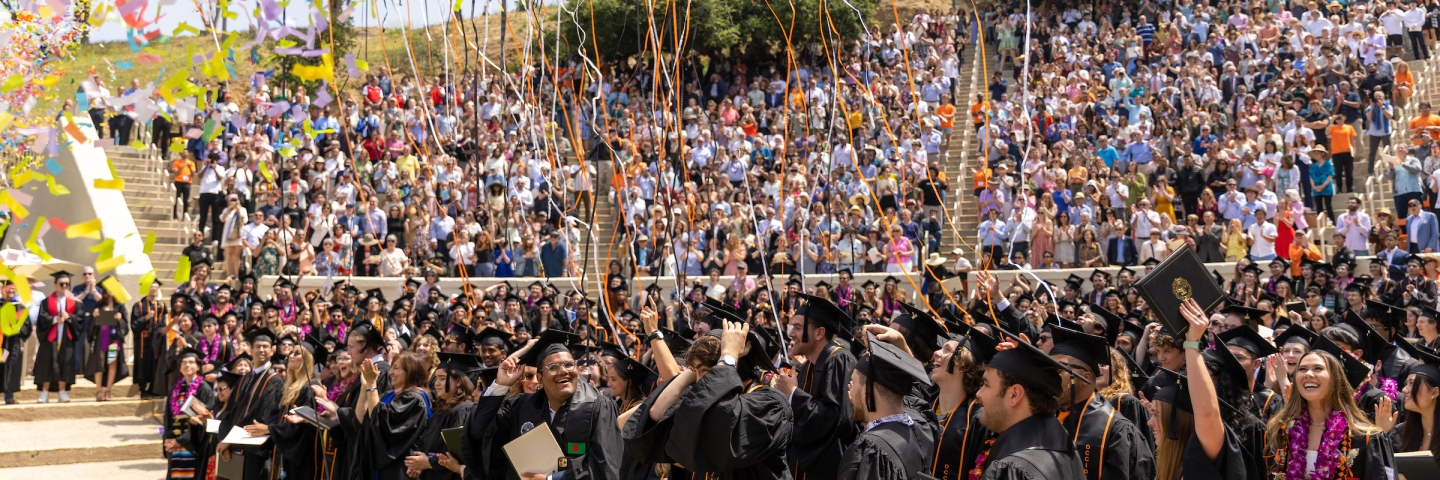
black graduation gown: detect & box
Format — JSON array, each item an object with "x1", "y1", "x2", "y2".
[
  {"x1": 152, "y1": 332, "x2": 199, "y2": 398},
  {"x1": 271, "y1": 379, "x2": 322, "y2": 480},
  {"x1": 34, "y1": 302, "x2": 80, "y2": 389},
  {"x1": 220, "y1": 365, "x2": 285, "y2": 480},
  {"x1": 164, "y1": 377, "x2": 218, "y2": 479},
  {"x1": 478, "y1": 382, "x2": 623, "y2": 480},
  {"x1": 460, "y1": 385, "x2": 507, "y2": 480},
  {"x1": 1, "y1": 308, "x2": 32, "y2": 394},
  {"x1": 1105, "y1": 393, "x2": 1155, "y2": 452},
  {"x1": 336, "y1": 363, "x2": 391, "y2": 480},
  {"x1": 319, "y1": 377, "x2": 360, "y2": 480},
  {"x1": 654, "y1": 366, "x2": 793, "y2": 480},
  {"x1": 977, "y1": 414, "x2": 1085, "y2": 480},
  {"x1": 1356, "y1": 385, "x2": 1389, "y2": 424},
  {"x1": 1265, "y1": 428, "x2": 1396, "y2": 480},
  {"x1": 1254, "y1": 388, "x2": 1284, "y2": 422},
  {"x1": 84, "y1": 307, "x2": 131, "y2": 385},
  {"x1": 904, "y1": 382, "x2": 941, "y2": 471},
  {"x1": 837, "y1": 421, "x2": 926, "y2": 480},
  {"x1": 131, "y1": 299, "x2": 166, "y2": 395},
  {"x1": 356, "y1": 388, "x2": 432, "y2": 480},
  {"x1": 1061, "y1": 393, "x2": 1156, "y2": 480},
  {"x1": 788, "y1": 341, "x2": 858, "y2": 480},
  {"x1": 417, "y1": 400, "x2": 473, "y2": 480},
  {"x1": 929, "y1": 396, "x2": 993, "y2": 480},
  {"x1": 1181, "y1": 423, "x2": 1265, "y2": 480}
]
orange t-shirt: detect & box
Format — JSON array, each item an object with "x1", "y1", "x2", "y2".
[
  {"x1": 170, "y1": 158, "x2": 195, "y2": 184},
  {"x1": 970, "y1": 101, "x2": 989, "y2": 125},
  {"x1": 1289, "y1": 243, "x2": 1321, "y2": 276},
  {"x1": 1410, "y1": 113, "x2": 1440, "y2": 144},
  {"x1": 1328, "y1": 124, "x2": 1356, "y2": 154},
  {"x1": 936, "y1": 104, "x2": 956, "y2": 129}
]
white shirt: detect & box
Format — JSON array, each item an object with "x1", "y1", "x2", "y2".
[
  {"x1": 1383, "y1": 10, "x2": 1406, "y2": 34},
  {"x1": 1336, "y1": 210, "x2": 1373, "y2": 251},
  {"x1": 1248, "y1": 222, "x2": 1278, "y2": 258},
  {"x1": 197, "y1": 164, "x2": 229, "y2": 194}
]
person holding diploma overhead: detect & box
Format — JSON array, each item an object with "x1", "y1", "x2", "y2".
[
  {"x1": 272, "y1": 340, "x2": 323, "y2": 480},
  {"x1": 470, "y1": 329, "x2": 622, "y2": 480},
  {"x1": 352, "y1": 351, "x2": 432, "y2": 480},
  {"x1": 217, "y1": 327, "x2": 284, "y2": 480},
  {"x1": 84, "y1": 287, "x2": 130, "y2": 401},
  {"x1": 35, "y1": 270, "x2": 80, "y2": 403},
  {"x1": 1176, "y1": 299, "x2": 1270, "y2": 480},
  {"x1": 164, "y1": 348, "x2": 216, "y2": 480}
]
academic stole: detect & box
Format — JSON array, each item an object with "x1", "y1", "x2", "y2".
[
  {"x1": 1061, "y1": 394, "x2": 1118, "y2": 480},
  {"x1": 933, "y1": 396, "x2": 980, "y2": 480}
]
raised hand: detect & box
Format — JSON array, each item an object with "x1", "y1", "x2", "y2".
[{"x1": 496, "y1": 357, "x2": 522, "y2": 387}]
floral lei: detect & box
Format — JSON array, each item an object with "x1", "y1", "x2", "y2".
[
  {"x1": 321, "y1": 375, "x2": 358, "y2": 414},
  {"x1": 199, "y1": 335, "x2": 223, "y2": 364},
  {"x1": 1282, "y1": 408, "x2": 1353, "y2": 480},
  {"x1": 170, "y1": 377, "x2": 202, "y2": 416},
  {"x1": 1354, "y1": 377, "x2": 1399, "y2": 403},
  {"x1": 968, "y1": 438, "x2": 996, "y2": 480}
]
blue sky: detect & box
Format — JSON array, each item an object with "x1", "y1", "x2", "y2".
[{"x1": 87, "y1": 0, "x2": 520, "y2": 43}]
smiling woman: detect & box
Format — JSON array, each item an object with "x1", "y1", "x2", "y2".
[{"x1": 1263, "y1": 351, "x2": 1396, "y2": 480}]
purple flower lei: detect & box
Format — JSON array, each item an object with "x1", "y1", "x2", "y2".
[
  {"x1": 169, "y1": 377, "x2": 202, "y2": 416},
  {"x1": 1354, "y1": 377, "x2": 1400, "y2": 403},
  {"x1": 1285, "y1": 408, "x2": 1348, "y2": 480},
  {"x1": 199, "y1": 335, "x2": 222, "y2": 364}
]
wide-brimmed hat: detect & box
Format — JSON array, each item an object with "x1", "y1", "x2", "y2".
[
  {"x1": 1308, "y1": 146, "x2": 1330, "y2": 159},
  {"x1": 359, "y1": 233, "x2": 379, "y2": 246},
  {"x1": 925, "y1": 253, "x2": 949, "y2": 266}
]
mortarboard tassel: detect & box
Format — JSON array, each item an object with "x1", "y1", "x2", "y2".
[{"x1": 866, "y1": 353, "x2": 877, "y2": 412}]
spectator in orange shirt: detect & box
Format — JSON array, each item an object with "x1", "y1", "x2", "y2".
[
  {"x1": 936, "y1": 94, "x2": 956, "y2": 149},
  {"x1": 1409, "y1": 101, "x2": 1440, "y2": 145},
  {"x1": 169, "y1": 152, "x2": 196, "y2": 221},
  {"x1": 1288, "y1": 230, "x2": 1322, "y2": 277},
  {"x1": 1327, "y1": 114, "x2": 1358, "y2": 194},
  {"x1": 969, "y1": 93, "x2": 989, "y2": 131}
]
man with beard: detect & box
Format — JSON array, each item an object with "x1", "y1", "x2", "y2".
[
  {"x1": 927, "y1": 319, "x2": 998, "y2": 480},
  {"x1": 624, "y1": 314, "x2": 792, "y2": 480},
  {"x1": 416, "y1": 286, "x2": 451, "y2": 328},
  {"x1": 970, "y1": 328, "x2": 1086, "y2": 480},
  {"x1": 835, "y1": 330, "x2": 935, "y2": 480},
  {"x1": 774, "y1": 293, "x2": 858, "y2": 480},
  {"x1": 466, "y1": 329, "x2": 622, "y2": 480},
  {"x1": 1047, "y1": 327, "x2": 1155, "y2": 480}
]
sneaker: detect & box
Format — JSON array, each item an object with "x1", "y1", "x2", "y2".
[
  {"x1": 37, "y1": 391, "x2": 48, "y2": 403},
  {"x1": 58, "y1": 391, "x2": 70, "y2": 403}
]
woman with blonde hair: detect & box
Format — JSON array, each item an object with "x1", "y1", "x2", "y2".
[
  {"x1": 1395, "y1": 61, "x2": 1415, "y2": 107},
  {"x1": 1263, "y1": 349, "x2": 1396, "y2": 479},
  {"x1": 270, "y1": 344, "x2": 322, "y2": 480}
]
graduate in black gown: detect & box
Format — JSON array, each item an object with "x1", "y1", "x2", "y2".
[
  {"x1": 774, "y1": 293, "x2": 858, "y2": 480},
  {"x1": 405, "y1": 352, "x2": 477, "y2": 480},
  {"x1": 1216, "y1": 322, "x2": 1285, "y2": 422},
  {"x1": 331, "y1": 322, "x2": 391, "y2": 480},
  {"x1": 35, "y1": 270, "x2": 81, "y2": 400},
  {"x1": 927, "y1": 320, "x2": 997, "y2": 480},
  {"x1": 164, "y1": 348, "x2": 217, "y2": 480},
  {"x1": 353, "y1": 351, "x2": 432, "y2": 480},
  {"x1": 604, "y1": 350, "x2": 658, "y2": 480},
  {"x1": 132, "y1": 279, "x2": 168, "y2": 398},
  {"x1": 835, "y1": 330, "x2": 932, "y2": 480},
  {"x1": 1048, "y1": 327, "x2": 1156, "y2": 480},
  {"x1": 968, "y1": 315, "x2": 1086, "y2": 480},
  {"x1": 0, "y1": 280, "x2": 32, "y2": 404},
  {"x1": 218, "y1": 327, "x2": 285, "y2": 480},
  {"x1": 1261, "y1": 348, "x2": 1398, "y2": 480},
  {"x1": 469, "y1": 330, "x2": 623, "y2": 480},
  {"x1": 1175, "y1": 300, "x2": 1267, "y2": 480},
  {"x1": 198, "y1": 368, "x2": 244, "y2": 480},
  {"x1": 624, "y1": 316, "x2": 792, "y2": 480},
  {"x1": 271, "y1": 340, "x2": 324, "y2": 480}
]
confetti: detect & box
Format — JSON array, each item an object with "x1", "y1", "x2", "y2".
[{"x1": 100, "y1": 275, "x2": 129, "y2": 303}]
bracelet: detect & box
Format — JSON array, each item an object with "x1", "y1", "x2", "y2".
[
  {"x1": 1182, "y1": 340, "x2": 1203, "y2": 351},
  {"x1": 366, "y1": 386, "x2": 378, "y2": 392}
]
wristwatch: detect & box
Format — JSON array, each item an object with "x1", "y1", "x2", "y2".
[
  {"x1": 645, "y1": 330, "x2": 665, "y2": 343},
  {"x1": 718, "y1": 355, "x2": 737, "y2": 367},
  {"x1": 1182, "y1": 340, "x2": 1203, "y2": 351}
]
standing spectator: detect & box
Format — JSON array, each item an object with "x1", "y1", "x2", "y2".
[
  {"x1": 1388, "y1": 144, "x2": 1426, "y2": 218},
  {"x1": 169, "y1": 152, "x2": 195, "y2": 221},
  {"x1": 218, "y1": 194, "x2": 247, "y2": 280},
  {"x1": 1365, "y1": 92, "x2": 1395, "y2": 173},
  {"x1": 540, "y1": 231, "x2": 570, "y2": 278},
  {"x1": 1337, "y1": 198, "x2": 1375, "y2": 256},
  {"x1": 1406, "y1": 198, "x2": 1440, "y2": 254},
  {"x1": 195, "y1": 153, "x2": 230, "y2": 246},
  {"x1": 1247, "y1": 209, "x2": 1279, "y2": 261},
  {"x1": 1310, "y1": 147, "x2": 1337, "y2": 222}
]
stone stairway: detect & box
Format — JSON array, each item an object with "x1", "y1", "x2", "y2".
[
  {"x1": 104, "y1": 146, "x2": 191, "y2": 282},
  {"x1": 0, "y1": 366, "x2": 164, "y2": 478},
  {"x1": 942, "y1": 40, "x2": 999, "y2": 267}
]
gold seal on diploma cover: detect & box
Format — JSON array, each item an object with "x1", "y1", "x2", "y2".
[{"x1": 1172, "y1": 277, "x2": 1192, "y2": 302}]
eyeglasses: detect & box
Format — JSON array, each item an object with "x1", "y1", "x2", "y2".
[{"x1": 543, "y1": 361, "x2": 578, "y2": 374}]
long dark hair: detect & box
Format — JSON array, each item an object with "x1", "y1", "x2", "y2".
[
  {"x1": 1205, "y1": 355, "x2": 1263, "y2": 444},
  {"x1": 1399, "y1": 374, "x2": 1440, "y2": 456}
]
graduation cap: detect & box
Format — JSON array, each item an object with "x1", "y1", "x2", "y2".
[
  {"x1": 1409, "y1": 344, "x2": 1440, "y2": 384},
  {"x1": 1365, "y1": 300, "x2": 1407, "y2": 329},
  {"x1": 475, "y1": 365, "x2": 499, "y2": 386},
  {"x1": 262, "y1": 301, "x2": 281, "y2": 312},
  {"x1": 1312, "y1": 262, "x2": 1335, "y2": 276},
  {"x1": 518, "y1": 330, "x2": 585, "y2": 367},
  {"x1": 1118, "y1": 317, "x2": 1146, "y2": 345},
  {"x1": 352, "y1": 322, "x2": 385, "y2": 349},
  {"x1": 364, "y1": 288, "x2": 387, "y2": 305},
  {"x1": 1065, "y1": 274, "x2": 1085, "y2": 289},
  {"x1": 1151, "y1": 368, "x2": 1195, "y2": 440},
  {"x1": 1274, "y1": 325, "x2": 1320, "y2": 350},
  {"x1": 747, "y1": 327, "x2": 782, "y2": 373},
  {"x1": 474, "y1": 327, "x2": 516, "y2": 352},
  {"x1": 814, "y1": 280, "x2": 832, "y2": 291},
  {"x1": 1120, "y1": 349, "x2": 1150, "y2": 388},
  {"x1": 243, "y1": 326, "x2": 278, "y2": 345},
  {"x1": 1270, "y1": 258, "x2": 1291, "y2": 270},
  {"x1": 785, "y1": 278, "x2": 803, "y2": 288},
  {"x1": 861, "y1": 280, "x2": 879, "y2": 289},
  {"x1": 610, "y1": 352, "x2": 658, "y2": 386},
  {"x1": 1084, "y1": 303, "x2": 1124, "y2": 345},
  {"x1": 989, "y1": 327, "x2": 1090, "y2": 398},
  {"x1": 1309, "y1": 335, "x2": 1374, "y2": 389},
  {"x1": 226, "y1": 353, "x2": 253, "y2": 371},
  {"x1": 893, "y1": 301, "x2": 947, "y2": 354},
  {"x1": 421, "y1": 326, "x2": 445, "y2": 343},
  {"x1": 273, "y1": 277, "x2": 295, "y2": 290},
  {"x1": 1218, "y1": 325, "x2": 1279, "y2": 359},
  {"x1": 657, "y1": 327, "x2": 693, "y2": 356},
  {"x1": 796, "y1": 293, "x2": 855, "y2": 342},
  {"x1": 1240, "y1": 263, "x2": 1263, "y2": 276},
  {"x1": 1220, "y1": 303, "x2": 1269, "y2": 330},
  {"x1": 1117, "y1": 266, "x2": 1136, "y2": 278},
  {"x1": 217, "y1": 369, "x2": 244, "y2": 386},
  {"x1": 1142, "y1": 258, "x2": 1160, "y2": 268},
  {"x1": 857, "y1": 332, "x2": 933, "y2": 411},
  {"x1": 1201, "y1": 340, "x2": 1252, "y2": 393},
  {"x1": 1090, "y1": 269, "x2": 1112, "y2": 281},
  {"x1": 49, "y1": 270, "x2": 72, "y2": 282},
  {"x1": 1342, "y1": 305, "x2": 1399, "y2": 366},
  {"x1": 197, "y1": 314, "x2": 219, "y2": 326},
  {"x1": 436, "y1": 352, "x2": 485, "y2": 384},
  {"x1": 405, "y1": 278, "x2": 422, "y2": 289},
  {"x1": 944, "y1": 320, "x2": 1000, "y2": 368},
  {"x1": 1049, "y1": 326, "x2": 1110, "y2": 375}
]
